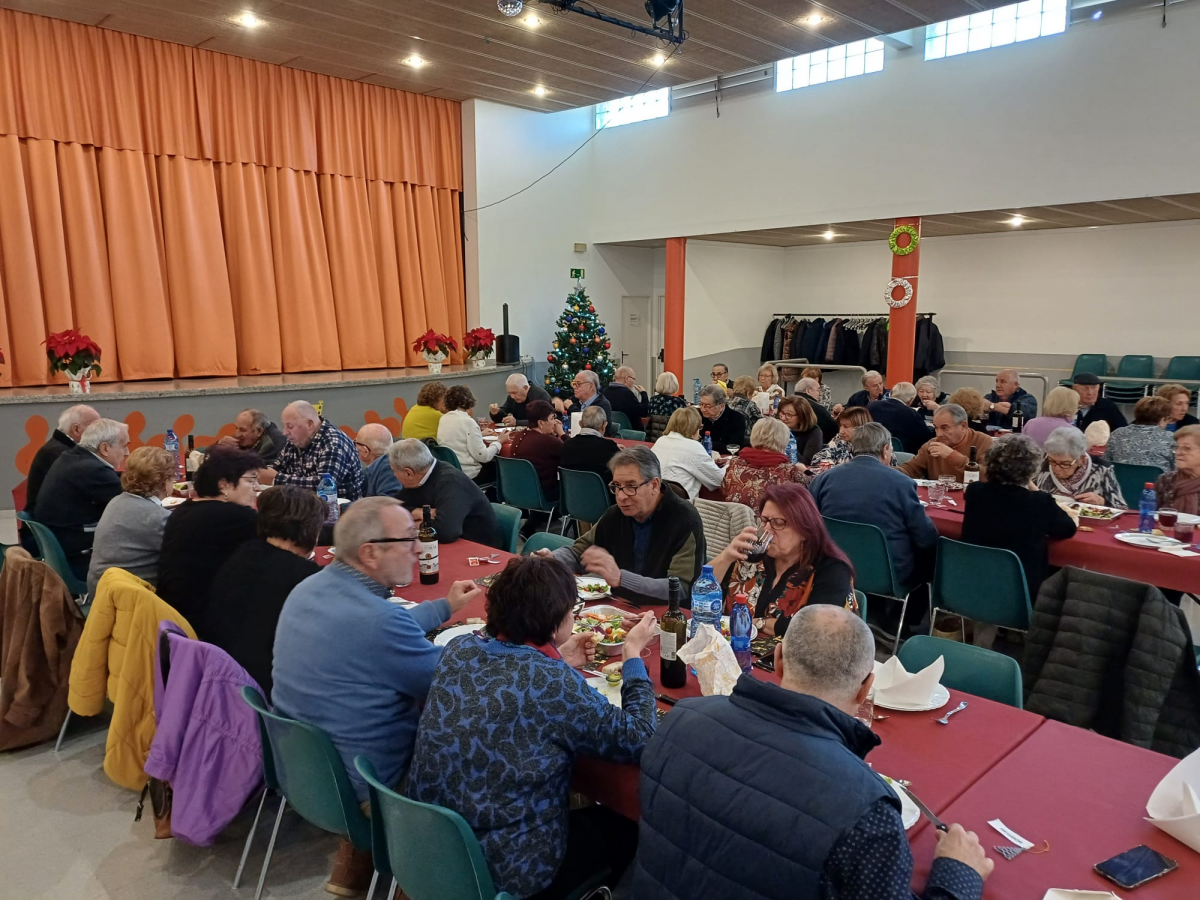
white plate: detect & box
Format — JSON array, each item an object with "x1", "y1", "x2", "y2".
[
  {"x1": 433, "y1": 623, "x2": 485, "y2": 646},
  {"x1": 585, "y1": 674, "x2": 622, "y2": 708},
  {"x1": 1158, "y1": 511, "x2": 1200, "y2": 526},
  {"x1": 575, "y1": 604, "x2": 627, "y2": 651},
  {"x1": 1115, "y1": 531, "x2": 1182, "y2": 549},
  {"x1": 869, "y1": 662, "x2": 952, "y2": 712},
  {"x1": 1071, "y1": 502, "x2": 1127, "y2": 520},
  {"x1": 719, "y1": 615, "x2": 759, "y2": 641},
  {"x1": 576, "y1": 576, "x2": 613, "y2": 600},
  {"x1": 880, "y1": 776, "x2": 921, "y2": 831},
  {"x1": 162, "y1": 497, "x2": 186, "y2": 509}
]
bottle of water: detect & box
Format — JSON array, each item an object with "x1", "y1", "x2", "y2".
[
  {"x1": 688, "y1": 564, "x2": 724, "y2": 641},
  {"x1": 164, "y1": 429, "x2": 182, "y2": 480},
  {"x1": 693, "y1": 378, "x2": 702, "y2": 405},
  {"x1": 773, "y1": 394, "x2": 781, "y2": 414},
  {"x1": 318, "y1": 473, "x2": 339, "y2": 525},
  {"x1": 785, "y1": 431, "x2": 798, "y2": 464},
  {"x1": 1138, "y1": 483, "x2": 1157, "y2": 534},
  {"x1": 701, "y1": 431, "x2": 713, "y2": 455},
  {"x1": 561, "y1": 412, "x2": 571, "y2": 434},
  {"x1": 730, "y1": 592, "x2": 753, "y2": 673}
]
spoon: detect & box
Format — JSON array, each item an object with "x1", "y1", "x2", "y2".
[{"x1": 935, "y1": 701, "x2": 968, "y2": 725}]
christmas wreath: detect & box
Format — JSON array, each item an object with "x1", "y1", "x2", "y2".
[
  {"x1": 889, "y1": 225, "x2": 919, "y2": 256},
  {"x1": 885, "y1": 277, "x2": 913, "y2": 309}
]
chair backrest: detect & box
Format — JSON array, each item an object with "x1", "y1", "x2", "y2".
[
  {"x1": 490, "y1": 503, "x2": 521, "y2": 554},
  {"x1": 1165, "y1": 355, "x2": 1200, "y2": 383},
  {"x1": 1116, "y1": 354, "x2": 1155, "y2": 378},
  {"x1": 854, "y1": 589, "x2": 868, "y2": 622},
  {"x1": 558, "y1": 469, "x2": 612, "y2": 525},
  {"x1": 890, "y1": 436, "x2": 904, "y2": 453},
  {"x1": 239, "y1": 686, "x2": 371, "y2": 849},
  {"x1": 609, "y1": 410, "x2": 633, "y2": 433},
  {"x1": 521, "y1": 532, "x2": 575, "y2": 555},
  {"x1": 618, "y1": 429, "x2": 647, "y2": 442},
  {"x1": 822, "y1": 517, "x2": 904, "y2": 597},
  {"x1": 430, "y1": 444, "x2": 463, "y2": 471},
  {"x1": 931, "y1": 537, "x2": 1031, "y2": 630},
  {"x1": 893, "y1": 451, "x2": 915, "y2": 465},
  {"x1": 19, "y1": 518, "x2": 87, "y2": 596},
  {"x1": 898, "y1": 635, "x2": 1023, "y2": 708},
  {"x1": 495, "y1": 457, "x2": 552, "y2": 512},
  {"x1": 1071, "y1": 354, "x2": 1108, "y2": 379},
  {"x1": 355, "y1": 756, "x2": 504, "y2": 900},
  {"x1": 694, "y1": 499, "x2": 756, "y2": 561},
  {"x1": 1112, "y1": 463, "x2": 1162, "y2": 509}
]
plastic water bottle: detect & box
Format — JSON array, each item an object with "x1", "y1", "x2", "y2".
[
  {"x1": 701, "y1": 431, "x2": 713, "y2": 455},
  {"x1": 785, "y1": 431, "x2": 798, "y2": 464},
  {"x1": 688, "y1": 564, "x2": 724, "y2": 642},
  {"x1": 730, "y1": 592, "x2": 753, "y2": 673},
  {"x1": 561, "y1": 412, "x2": 571, "y2": 434},
  {"x1": 164, "y1": 429, "x2": 182, "y2": 480},
  {"x1": 693, "y1": 378, "x2": 702, "y2": 405},
  {"x1": 318, "y1": 473, "x2": 339, "y2": 525},
  {"x1": 1138, "y1": 483, "x2": 1157, "y2": 534}
]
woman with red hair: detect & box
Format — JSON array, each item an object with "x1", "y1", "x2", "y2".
[{"x1": 710, "y1": 483, "x2": 856, "y2": 636}]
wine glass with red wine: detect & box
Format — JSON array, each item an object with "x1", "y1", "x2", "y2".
[{"x1": 746, "y1": 529, "x2": 773, "y2": 564}]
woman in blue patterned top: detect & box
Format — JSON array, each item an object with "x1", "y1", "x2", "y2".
[{"x1": 407, "y1": 555, "x2": 659, "y2": 899}]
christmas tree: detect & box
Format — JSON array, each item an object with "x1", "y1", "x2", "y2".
[{"x1": 544, "y1": 284, "x2": 616, "y2": 399}]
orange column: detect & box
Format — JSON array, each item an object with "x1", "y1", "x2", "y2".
[
  {"x1": 664, "y1": 237, "x2": 686, "y2": 395},
  {"x1": 885, "y1": 216, "x2": 921, "y2": 386}
]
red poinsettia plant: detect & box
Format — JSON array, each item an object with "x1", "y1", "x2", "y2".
[
  {"x1": 411, "y1": 330, "x2": 457, "y2": 357},
  {"x1": 462, "y1": 327, "x2": 495, "y2": 360},
  {"x1": 45, "y1": 329, "x2": 103, "y2": 376}
]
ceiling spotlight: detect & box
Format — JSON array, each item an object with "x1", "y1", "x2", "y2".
[
  {"x1": 823, "y1": 230, "x2": 836, "y2": 240},
  {"x1": 234, "y1": 11, "x2": 262, "y2": 28},
  {"x1": 1092, "y1": 9, "x2": 1103, "y2": 18},
  {"x1": 652, "y1": 53, "x2": 667, "y2": 66},
  {"x1": 1007, "y1": 215, "x2": 1025, "y2": 226},
  {"x1": 533, "y1": 85, "x2": 547, "y2": 96},
  {"x1": 804, "y1": 14, "x2": 825, "y2": 27},
  {"x1": 524, "y1": 15, "x2": 542, "y2": 27},
  {"x1": 402, "y1": 55, "x2": 427, "y2": 68},
  {"x1": 498, "y1": 0, "x2": 524, "y2": 17},
  {"x1": 646, "y1": 0, "x2": 680, "y2": 26}
]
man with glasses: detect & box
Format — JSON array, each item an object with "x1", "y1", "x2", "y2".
[
  {"x1": 389, "y1": 439, "x2": 498, "y2": 545},
  {"x1": 603, "y1": 365, "x2": 649, "y2": 431},
  {"x1": 355, "y1": 422, "x2": 400, "y2": 497},
  {"x1": 553, "y1": 370, "x2": 615, "y2": 434},
  {"x1": 537, "y1": 447, "x2": 705, "y2": 605},
  {"x1": 698, "y1": 384, "x2": 748, "y2": 452},
  {"x1": 273, "y1": 496, "x2": 482, "y2": 896},
  {"x1": 710, "y1": 363, "x2": 730, "y2": 389}
]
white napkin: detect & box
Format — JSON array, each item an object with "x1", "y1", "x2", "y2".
[
  {"x1": 188, "y1": 449, "x2": 204, "y2": 471},
  {"x1": 872, "y1": 655, "x2": 944, "y2": 707},
  {"x1": 1146, "y1": 746, "x2": 1200, "y2": 853},
  {"x1": 570, "y1": 412, "x2": 582, "y2": 434},
  {"x1": 1042, "y1": 892, "x2": 1122, "y2": 900},
  {"x1": 677, "y1": 624, "x2": 742, "y2": 696},
  {"x1": 1158, "y1": 545, "x2": 1200, "y2": 558}
]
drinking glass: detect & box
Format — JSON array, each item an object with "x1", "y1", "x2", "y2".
[
  {"x1": 1159, "y1": 508, "x2": 1179, "y2": 538},
  {"x1": 855, "y1": 696, "x2": 875, "y2": 729},
  {"x1": 928, "y1": 482, "x2": 947, "y2": 507},
  {"x1": 725, "y1": 445, "x2": 740, "y2": 457},
  {"x1": 746, "y1": 529, "x2": 773, "y2": 565},
  {"x1": 1175, "y1": 520, "x2": 1195, "y2": 544},
  {"x1": 939, "y1": 475, "x2": 956, "y2": 488}
]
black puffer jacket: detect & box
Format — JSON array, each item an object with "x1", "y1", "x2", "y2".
[{"x1": 1023, "y1": 567, "x2": 1200, "y2": 758}]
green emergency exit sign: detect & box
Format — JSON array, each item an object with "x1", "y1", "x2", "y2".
[{"x1": 570, "y1": 268, "x2": 585, "y2": 279}]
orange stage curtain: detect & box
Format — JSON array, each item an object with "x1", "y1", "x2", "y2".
[{"x1": 0, "y1": 9, "x2": 464, "y2": 387}]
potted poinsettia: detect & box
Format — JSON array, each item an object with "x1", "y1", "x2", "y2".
[
  {"x1": 412, "y1": 330, "x2": 457, "y2": 374},
  {"x1": 462, "y1": 327, "x2": 495, "y2": 369},
  {"x1": 45, "y1": 329, "x2": 103, "y2": 394}
]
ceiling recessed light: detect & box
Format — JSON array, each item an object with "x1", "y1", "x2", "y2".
[
  {"x1": 524, "y1": 15, "x2": 542, "y2": 27},
  {"x1": 402, "y1": 55, "x2": 427, "y2": 68},
  {"x1": 533, "y1": 85, "x2": 547, "y2": 96},
  {"x1": 1007, "y1": 215, "x2": 1025, "y2": 226},
  {"x1": 652, "y1": 53, "x2": 667, "y2": 66},
  {"x1": 1092, "y1": 9, "x2": 1103, "y2": 19},
  {"x1": 234, "y1": 11, "x2": 262, "y2": 28},
  {"x1": 804, "y1": 14, "x2": 825, "y2": 27},
  {"x1": 411, "y1": 35, "x2": 422, "y2": 40},
  {"x1": 823, "y1": 230, "x2": 836, "y2": 240}
]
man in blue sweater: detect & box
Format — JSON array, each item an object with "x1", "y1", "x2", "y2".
[
  {"x1": 272, "y1": 496, "x2": 482, "y2": 896},
  {"x1": 634, "y1": 605, "x2": 992, "y2": 900}
]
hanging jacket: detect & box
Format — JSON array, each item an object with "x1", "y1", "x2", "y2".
[
  {"x1": 145, "y1": 623, "x2": 264, "y2": 845},
  {"x1": 858, "y1": 322, "x2": 876, "y2": 369},
  {"x1": 780, "y1": 319, "x2": 800, "y2": 361},
  {"x1": 839, "y1": 327, "x2": 860, "y2": 366},
  {"x1": 822, "y1": 320, "x2": 842, "y2": 364},
  {"x1": 913, "y1": 317, "x2": 946, "y2": 377},
  {"x1": 68, "y1": 568, "x2": 196, "y2": 790},
  {"x1": 870, "y1": 321, "x2": 889, "y2": 372},
  {"x1": 773, "y1": 318, "x2": 787, "y2": 359},
  {"x1": 0, "y1": 547, "x2": 83, "y2": 751},
  {"x1": 761, "y1": 320, "x2": 779, "y2": 363},
  {"x1": 798, "y1": 318, "x2": 825, "y2": 363}
]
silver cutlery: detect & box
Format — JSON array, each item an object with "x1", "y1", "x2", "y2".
[
  {"x1": 935, "y1": 700, "x2": 968, "y2": 725},
  {"x1": 895, "y1": 782, "x2": 948, "y2": 832}
]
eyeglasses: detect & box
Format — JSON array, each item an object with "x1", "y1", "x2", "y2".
[
  {"x1": 608, "y1": 480, "x2": 651, "y2": 497},
  {"x1": 570, "y1": 380, "x2": 588, "y2": 388},
  {"x1": 353, "y1": 441, "x2": 370, "y2": 450},
  {"x1": 757, "y1": 515, "x2": 789, "y2": 531},
  {"x1": 1047, "y1": 458, "x2": 1080, "y2": 471},
  {"x1": 366, "y1": 536, "x2": 419, "y2": 545},
  {"x1": 239, "y1": 474, "x2": 260, "y2": 486},
  {"x1": 698, "y1": 401, "x2": 718, "y2": 412}
]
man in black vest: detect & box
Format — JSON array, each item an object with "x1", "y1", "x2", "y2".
[
  {"x1": 634, "y1": 605, "x2": 992, "y2": 900},
  {"x1": 602, "y1": 365, "x2": 649, "y2": 430},
  {"x1": 698, "y1": 383, "x2": 748, "y2": 451}
]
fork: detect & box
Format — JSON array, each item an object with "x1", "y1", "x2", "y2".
[{"x1": 935, "y1": 701, "x2": 968, "y2": 725}]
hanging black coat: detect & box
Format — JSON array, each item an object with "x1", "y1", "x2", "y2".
[
  {"x1": 761, "y1": 320, "x2": 779, "y2": 363},
  {"x1": 798, "y1": 318, "x2": 825, "y2": 363},
  {"x1": 913, "y1": 317, "x2": 946, "y2": 378}
]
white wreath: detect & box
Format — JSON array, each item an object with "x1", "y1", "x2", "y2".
[{"x1": 885, "y1": 277, "x2": 913, "y2": 309}]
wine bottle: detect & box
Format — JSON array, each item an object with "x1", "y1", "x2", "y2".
[
  {"x1": 185, "y1": 434, "x2": 197, "y2": 480},
  {"x1": 418, "y1": 505, "x2": 439, "y2": 585},
  {"x1": 963, "y1": 445, "x2": 980, "y2": 485},
  {"x1": 660, "y1": 576, "x2": 688, "y2": 689}
]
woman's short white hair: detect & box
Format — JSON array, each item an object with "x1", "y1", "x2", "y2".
[
  {"x1": 655, "y1": 371, "x2": 679, "y2": 395},
  {"x1": 915, "y1": 375, "x2": 940, "y2": 394},
  {"x1": 750, "y1": 417, "x2": 790, "y2": 453},
  {"x1": 1045, "y1": 426, "x2": 1087, "y2": 459}
]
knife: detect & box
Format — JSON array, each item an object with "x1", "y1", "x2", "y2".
[{"x1": 895, "y1": 782, "x2": 948, "y2": 832}]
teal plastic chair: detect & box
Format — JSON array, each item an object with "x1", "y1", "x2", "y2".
[
  {"x1": 854, "y1": 589, "x2": 868, "y2": 622},
  {"x1": 1112, "y1": 463, "x2": 1163, "y2": 509},
  {"x1": 491, "y1": 503, "x2": 521, "y2": 554},
  {"x1": 1105, "y1": 354, "x2": 1155, "y2": 403},
  {"x1": 495, "y1": 457, "x2": 556, "y2": 528},
  {"x1": 1071, "y1": 353, "x2": 1108, "y2": 379},
  {"x1": 890, "y1": 437, "x2": 904, "y2": 453},
  {"x1": 18, "y1": 516, "x2": 88, "y2": 597},
  {"x1": 931, "y1": 537, "x2": 1031, "y2": 636},
  {"x1": 558, "y1": 469, "x2": 612, "y2": 536},
  {"x1": 521, "y1": 532, "x2": 575, "y2": 554},
  {"x1": 610, "y1": 410, "x2": 633, "y2": 433},
  {"x1": 899, "y1": 635, "x2": 1023, "y2": 708},
  {"x1": 430, "y1": 444, "x2": 463, "y2": 471},
  {"x1": 618, "y1": 429, "x2": 647, "y2": 442},
  {"x1": 1165, "y1": 356, "x2": 1200, "y2": 383},
  {"x1": 240, "y1": 686, "x2": 375, "y2": 900},
  {"x1": 822, "y1": 517, "x2": 920, "y2": 652},
  {"x1": 232, "y1": 686, "x2": 282, "y2": 891}
]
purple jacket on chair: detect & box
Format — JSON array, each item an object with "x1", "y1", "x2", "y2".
[{"x1": 145, "y1": 621, "x2": 264, "y2": 846}]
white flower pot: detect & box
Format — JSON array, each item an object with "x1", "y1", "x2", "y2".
[
  {"x1": 66, "y1": 368, "x2": 93, "y2": 394},
  {"x1": 470, "y1": 357, "x2": 489, "y2": 370},
  {"x1": 423, "y1": 350, "x2": 447, "y2": 374}
]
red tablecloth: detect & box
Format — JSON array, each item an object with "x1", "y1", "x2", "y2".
[{"x1": 908, "y1": 720, "x2": 1194, "y2": 899}]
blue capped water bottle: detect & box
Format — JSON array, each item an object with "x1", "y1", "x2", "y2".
[
  {"x1": 318, "y1": 473, "x2": 339, "y2": 525},
  {"x1": 688, "y1": 564, "x2": 723, "y2": 641},
  {"x1": 164, "y1": 429, "x2": 181, "y2": 480},
  {"x1": 785, "y1": 431, "x2": 798, "y2": 464},
  {"x1": 1138, "y1": 483, "x2": 1157, "y2": 534},
  {"x1": 701, "y1": 431, "x2": 713, "y2": 455},
  {"x1": 730, "y1": 592, "x2": 753, "y2": 673},
  {"x1": 693, "y1": 378, "x2": 702, "y2": 405}
]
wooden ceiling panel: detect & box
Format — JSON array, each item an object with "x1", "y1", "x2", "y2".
[
  {"x1": 1, "y1": 0, "x2": 105, "y2": 25},
  {"x1": 281, "y1": 56, "x2": 377, "y2": 82},
  {"x1": 747, "y1": 0, "x2": 920, "y2": 37}
]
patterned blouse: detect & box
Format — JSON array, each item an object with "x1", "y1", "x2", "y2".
[
  {"x1": 1034, "y1": 457, "x2": 1128, "y2": 508},
  {"x1": 728, "y1": 396, "x2": 762, "y2": 444},
  {"x1": 810, "y1": 439, "x2": 900, "y2": 470},
  {"x1": 1103, "y1": 424, "x2": 1176, "y2": 473},
  {"x1": 722, "y1": 454, "x2": 811, "y2": 510},
  {"x1": 720, "y1": 555, "x2": 856, "y2": 636},
  {"x1": 647, "y1": 393, "x2": 689, "y2": 418}
]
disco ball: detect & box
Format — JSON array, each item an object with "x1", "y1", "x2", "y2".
[{"x1": 498, "y1": 0, "x2": 523, "y2": 16}]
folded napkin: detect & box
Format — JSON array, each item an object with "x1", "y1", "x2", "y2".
[
  {"x1": 1158, "y1": 545, "x2": 1200, "y2": 558},
  {"x1": 1042, "y1": 892, "x2": 1122, "y2": 899},
  {"x1": 677, "y1": 624, "x2": 741, "y2": 696},
  {"x1": 872, "y1": 655, "x2": 944, "y2": 707},
  {"x1": 1146, "y1": 746, "x2": 1200, "y2": 853}
]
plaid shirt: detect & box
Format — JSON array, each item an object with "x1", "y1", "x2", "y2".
[{"x1": 273, "y1": 418, "x2": 363, "y2": 500}]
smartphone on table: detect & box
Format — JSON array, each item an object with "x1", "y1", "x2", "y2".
[{"x1": 1094, "y1": 844, "x2": 1177, "y2": 890}]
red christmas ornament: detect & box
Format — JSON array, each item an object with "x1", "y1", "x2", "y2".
[
  {"x1": 547, "y1": 354, "x2": 555, "y2": 363},
  {"x1": 604, "y1": 342, "x2": 611, "y2": 349},
  {"x1": 585, "y1": 363, "x2": 592, "y2": 370},
  {"x1": 588, "y1": 305, "x2": 595, "y2": 312},
  {"x1": 569, "y1": 337, "x2": 576, "y2": 345},
  {"x1": 578, "y1": 324, "x2": 585, "y2": 332}
]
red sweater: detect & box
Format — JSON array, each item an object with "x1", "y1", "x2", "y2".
[{"x1": 509, "y1": 430, "x2": 565, "y2": 498}]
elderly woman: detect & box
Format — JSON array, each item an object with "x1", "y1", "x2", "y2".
[
  {"x1": 1022, "y1": 386, "x2": 1081, "y2": 448},
  {"x1": 948, "y1": 386, "x2": 988, "y2": 432},
  {"x1": 650, "y1": 407, "x2": 726, "y2": 501},
  {"x1": 87, "y1": 446, "x2": 175, "y2": 595},
  {"x1": 401, "y1": 381, "x2": 447, "y2": 441},
  {"x1": 754, "y1": 364, "x2": 785, "y2": 412},
  {"x1": 911, "y1": 375, "x2": 948, "y2": 415},
  {"x1": 710, "y1": 483, "x2": 856, "y2": 637},
  {"x1": 727, "y1": 376, "x2": 763, "y2": 443},
  {"x1": 1156, "y1": 383, "x2": 1200, "y2": 432},
  {"x1": 646, "y1": 371, "x2": 688, "y2": 441},
  {"x1": 964, "y1": 434, "x2": 1078, "y2": 598},
  {"x1": 437, "y1": 384, "x2": 501, "y2": 482},
  {"x1": 809, "y1": 406, "x2": 873, "y2": 468},
  {"x1": 723, "y1": 418, "x2": 811, "y2": 508},
  {"x1": 776, "y1": 396, "x2": 823, "y2": 465},
  {"x1": 406, "y1": 555, "x2": 657, "y2": 899},
  {"x1": 1103, "y1": 396, "x2": 1176, "y2": 472},
  {"x1": 1034, "y1": 426, "x2": 1127, "y2": 508},
  {"x1": 800, "y1": 367, "x2": 834, "y2": 410},
  {"x1": 505, "y1": 400, "x2": 566, "y2": 499},
  {"x1": 1156, "y1": 425, "x2": 1200, "y2": 515}
]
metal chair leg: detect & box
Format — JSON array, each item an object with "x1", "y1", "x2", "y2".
[
  {"x1": 366, "y1": 870, "x2": 379, "y2": 900},
  {"x1": 233, "y1": 787, "x2": 270, "y2": 889},
  {"x1": 890, "y1": 591, "x2": 913, "y2": 657},
  {"x1": 53, "y1": 710, "x2": 72, "y2": 753},
  {"x1": 253, "y1": 796, "x2": 287, "y2": 900},
  {"x1": 389, "y1": 877, "x2": 397, "y2": 898}
]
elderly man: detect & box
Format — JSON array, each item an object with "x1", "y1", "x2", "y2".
[
  {"x1": 795, "y1": 377, "x2": 838, "y2": 442},
  {"x1": 901, "y1": 404, "x2": 994, "y2": 483},
  {"x1": 489, "y1": 373, "x2": 551, "y2": 426},
  {"x1": 1072, "y1": 372, "x2": 1128, "y2": 432},
  {"x1": 218, "y1": 408, "x2": 286, "y2": 464},
  {"x1": 390, "y1": 439, "x2": 498, "y2": 545},
  {"x1": 698, "y1": 384, "x2": 748, "y2": 451},
  {"x1": 540, "y1": 447, "x2": 705, "y2": 605},
  {"x1": 634, "y1": 605, "x2": 991, "y2": 900},
  {"x1": 835, "y1": 370, "x2": 888, "y2": 415},
  {"x1": 554, "y1": 370, "x2": 615, "y2": 430},
  {"x1": 603, "y1": 365, "x2": 649, "y2": 430},
  {"x1": 259, "y1": 401, "x2": 362, "y2": 500},
  {"x1": 24, "y1": 404, "x2": 100, "y2": 518},
  {"x1": 355, "y1": 423, "x2": 400, "y2": 497},
  {"x1": 710, "y1": 363, "x2": 730, "y2": 389},
  {"x1": 560, "y1": 406, "x2": 621, "y2": 480},
  {"x1": 272, "y1": 497, "x2": 482, "y2": 894},
  {"x1": 809, "y1": 423, "x2": 938, "y2": 587},
  {"x1": 32, "y1": 418, "x2": 129, "y2": 581},
  {"x1": 984, "y1": 368, "x2": 1038, "y2": 429},
  {"x1": 868, "y1": 381, "x2": 932, "y2": 455}
]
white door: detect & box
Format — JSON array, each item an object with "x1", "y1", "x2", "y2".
[{"x1": 620, "y1": 296, "x2": 654, "y2": 385}]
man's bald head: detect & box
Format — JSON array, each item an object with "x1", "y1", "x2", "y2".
[
  {"x1": 779, "y1": 605, "x2": 875, "y2": 713},
  {"x1": 282, "y1": 401, "x2": 321, "y2": 449},
  {"x1": 355, "y1": 423, "x2": 394, "y2": 464},
  {"x1": 995, "y1": 368, "x2": 1020, "y2": 399}
]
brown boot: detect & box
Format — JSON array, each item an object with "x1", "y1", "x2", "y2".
[{"x1": 325, "y1": 839, "x2": 374, "y2": 897}]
